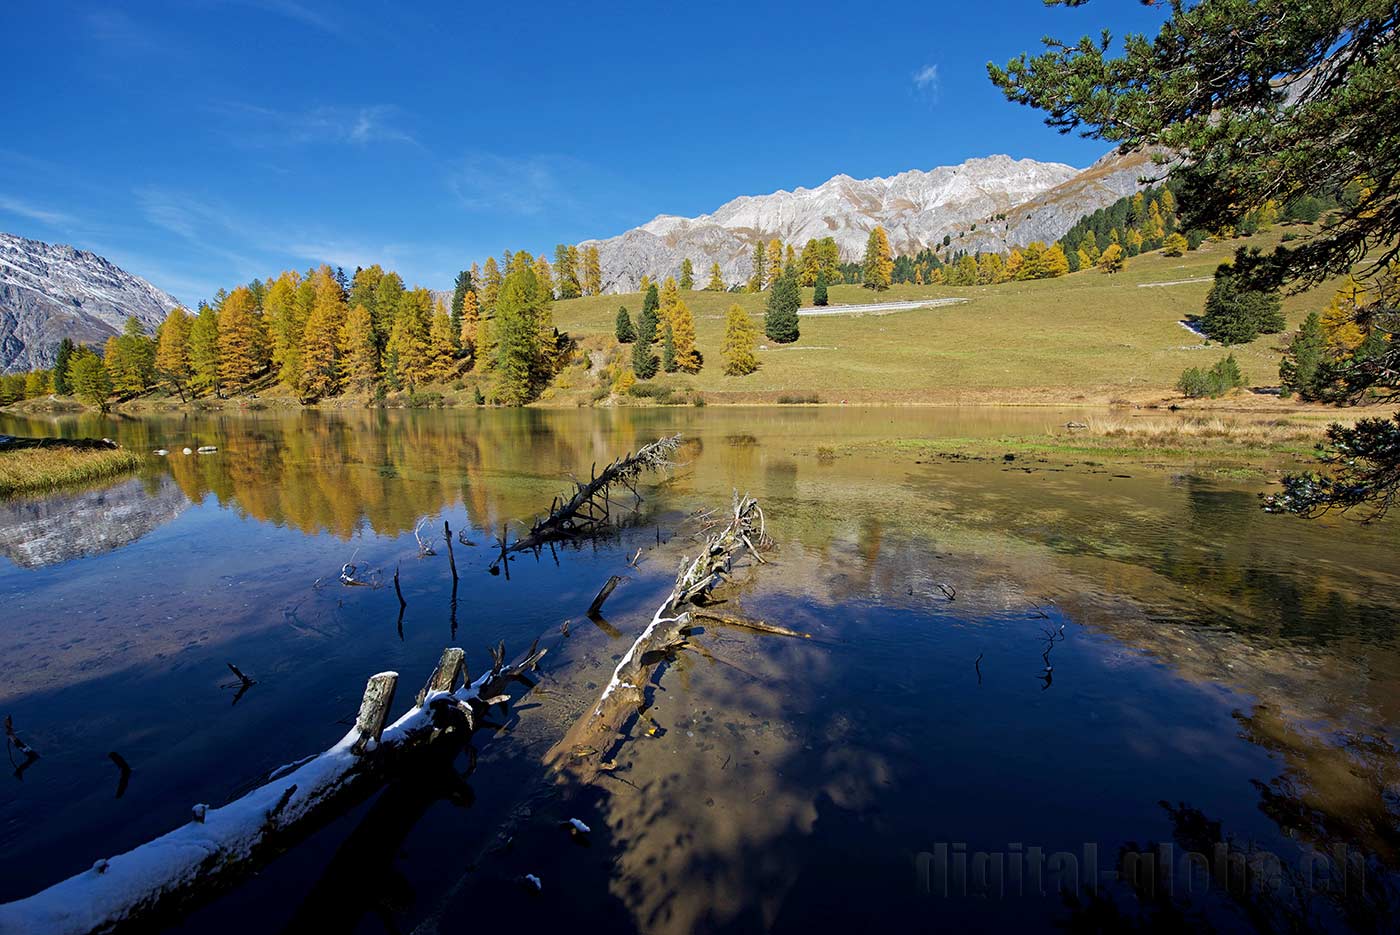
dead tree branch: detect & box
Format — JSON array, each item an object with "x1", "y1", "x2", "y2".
[{"x1": 489, "y1": 435, "x2": 682, "y2": 572}]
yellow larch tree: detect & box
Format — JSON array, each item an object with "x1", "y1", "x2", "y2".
[
  {"x1": 583, "y1": 245, "x2": 602, "y2": 296},
  {"x1": 1320, "y1": 277, "x2": 1367, "y2": 352},
  {"x1": 765, "y1": 239, "x2": 783, "y2": 289},
  {"x1": 298, "y1": 266, "x2": 345, "y2": 401},
  {"x1": 154, "y1": 305, "x2": 193, "y2": 399},
  {"x1": 669, "y1": 297, "x2": 700, "y2": 372},
  {"x1": 721, "y1": 304, "x2": 759, "y2": 376},
  {"x1": 428, "y1": 301, "x2": 459, "y2": 381},
  {"x1": 217, "y1": 286, "x2": 268, "y2": 392},
  {"x1": 338, "y1": 304, "x2": 378, "y2": 392}
]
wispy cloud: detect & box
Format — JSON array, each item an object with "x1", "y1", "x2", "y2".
[
  {"x1": 0, "y1": 194, "x2": 75, "y2": 228},
  {"x1": 228, "y1": 0, "x2": 349, "y2": 38},
  {"x1": 84, "y1": 8, "x2": 165, "y2": 55},
  {"x1": 449, "y1": 152, "x2": 577, "y2": 217},
  {"x1": 211, "y1": 102, "x2": 417, "y2": 148},
  {"x1": 912, "y1": 63, "x2": 941, "y2": 102}
]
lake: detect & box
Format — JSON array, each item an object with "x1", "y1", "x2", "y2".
[{"x1": 1, "y1": 406, "x2": 1397, "y2": 933}]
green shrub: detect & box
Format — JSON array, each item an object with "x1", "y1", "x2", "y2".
[{"x1": 1177, "y1": 354, "x2": 1248, "y2": 398}]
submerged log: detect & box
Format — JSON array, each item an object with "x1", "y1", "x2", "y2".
[
  {"x1": 490, "y1": 434, "x2": 682, "y2": 571},
  {"x1": 548, "y1": 493, "x2": 772, "y2": 779},
  {"x1": 0, "y1": 641, "x2": 547, "y2": 935}
]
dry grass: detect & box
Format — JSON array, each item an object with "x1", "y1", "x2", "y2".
[
  {"x1": 1080, "y1": 415, "x2": 1340, "y2": 447},
  {"x1": 0, "y1": 447, "x2": 143, "y2": 496}
]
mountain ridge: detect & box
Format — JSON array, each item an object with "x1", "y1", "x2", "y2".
[
  {"x1": 582, "y1": 150, "x2": 1151, "y2": 293},
  {"x1": 1, "y1": 233, "x2": 177, "y2": 374}
]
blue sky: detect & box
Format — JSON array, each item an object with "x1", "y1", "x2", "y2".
[{"x1": 0, "y1": 1, "x2": 1167, "y2": 304}]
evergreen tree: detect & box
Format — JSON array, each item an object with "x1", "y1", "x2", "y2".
[
  {"x1": 707, "y1": 261, "x2": 725, "y2": 291},
  {"x1": 749, "y1": 242, "x2": 767, "y2": 292},
  {"x1": 1199, "y1": 255, "x2": 1285, "y2": 344},
  {"x1": 679, "y1": 258, "x2": 694, "y2": 291},
  {"x1": 721, "y1": 305, "x2": 760, "y2": 375},
  {"x1": 862, "y1": 227, "x2": 893, "y2": 290},
  {"x1": 661, "y1": 322, "x2": 677, "y2": 373},
  {"x1": 189, "y1": 305, "x2": 221, "y2": 397},
  {"x1": 615, "y1": 306, "x2": 636, "y2": 343},
  {"x1": 338, "y1": 304, "x2": 379, "y2": 393},
  {"x1": 51, "y1": 337, "x2": 75, "y2": 395},
  {"x1": 631, "y1": 296, "x2": 658, "y2": 379},
  {"x1": 349, "y1": 264, "x2": 383, "y2": 320},
  {"x1": 451, "y1": 269, "x2": 473, "y2": 342},
  {"x1": 69, "y1": 352, "x2": 111, "y2": 410},
  {"x1": 583, "y1": 245, "x2": 603, "y2": 296},
  {"x1": 813, "y1": 269, "x2": 829, "y2": 306},
  {"x1": 297, "y1": 267, "x2": 345, "y2": 400},
  {"x1": 639, "y1": 282, "x2": 660, "y2": 341},
  {"x1": 764, "y1": 271, "x2": 801, "y2": 343},
  {"x1": 492, "y1": 268, "x2": 543, "y2": 405},
  {"x1": 155, "y1": 306, "x2": 193, "y2": 400},
  {"x1": 1279, "y1": 312, "x2": 1327, "y2": 400},
  {"x1": 372, "y1": 272, "x2": 406, "y2": 350}
]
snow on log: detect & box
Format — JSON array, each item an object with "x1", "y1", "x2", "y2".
[{"x1": 0, "y1": 644, "x2": 545, "y2": 935}]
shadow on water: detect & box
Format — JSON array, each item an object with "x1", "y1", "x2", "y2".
[{"x1": 1, "y1": 406, "x2": 1398, "y2": 932}]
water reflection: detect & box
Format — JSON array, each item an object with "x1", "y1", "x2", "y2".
[{"x1": 0, "y1": 406, "x2": 1397, "y2": 932}]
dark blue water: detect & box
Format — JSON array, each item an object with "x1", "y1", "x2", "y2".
[{"x1": 1, "y1": 407, "x2": 1396, "y2": 933}]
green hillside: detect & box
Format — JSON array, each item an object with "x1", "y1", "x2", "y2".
[{"x1": 551, "y1": 230, "x2": 1334, "y2": 405}]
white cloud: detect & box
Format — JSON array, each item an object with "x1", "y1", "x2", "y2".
[
  {"x1": 913, "y1": 64, "x2": 941, "y2": 99},
  {"x1": 0, "y1": 194, "x2": 75, "y2": 228},
  {"x1": 211, "y1": 102, "x2": 417, "y2": 148},
  {"x1": 449, "y1": 152, "x2": 573, "y2": 216}
]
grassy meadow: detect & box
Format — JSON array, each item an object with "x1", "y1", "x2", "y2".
[{"x1": 550, "y1": 230, "x2": 1340, "y2": 406}]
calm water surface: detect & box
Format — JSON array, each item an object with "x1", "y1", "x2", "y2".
[{"x1": 1, "y1": 407, "x2": 1397, "y2": 933}]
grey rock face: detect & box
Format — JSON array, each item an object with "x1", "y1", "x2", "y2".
[
  {"x1": 1, "y1": 233, "x2": 179, "y2": 374},
  {"x1": 581, "y1": 151, "x2": 1154, "y2": 293}
]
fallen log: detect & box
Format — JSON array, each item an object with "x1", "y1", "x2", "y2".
[
  {"x1": 0, "y1": 642, "x2": 546, "y2": 935},
  {"x1": 689, "y1": 609, "x2": 811, "y2": 640},
  {"x1": 489, "y1": 434, "x2": 681, "y2": 571},
  {"x1": 548, "y1": 493, "x2": 771, "y2": 780}
]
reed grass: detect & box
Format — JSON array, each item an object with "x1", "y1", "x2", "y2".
[{"x1": 0, "y1": 447, "x2": 143, "y2": 496}]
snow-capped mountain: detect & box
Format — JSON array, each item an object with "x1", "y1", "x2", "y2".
[
  {"x1": 1, "y1": 233, "x2": 178, "y2": 374},
  {"x1": 582, "y1": 150, "x2": 1153, "y2": 293}
]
